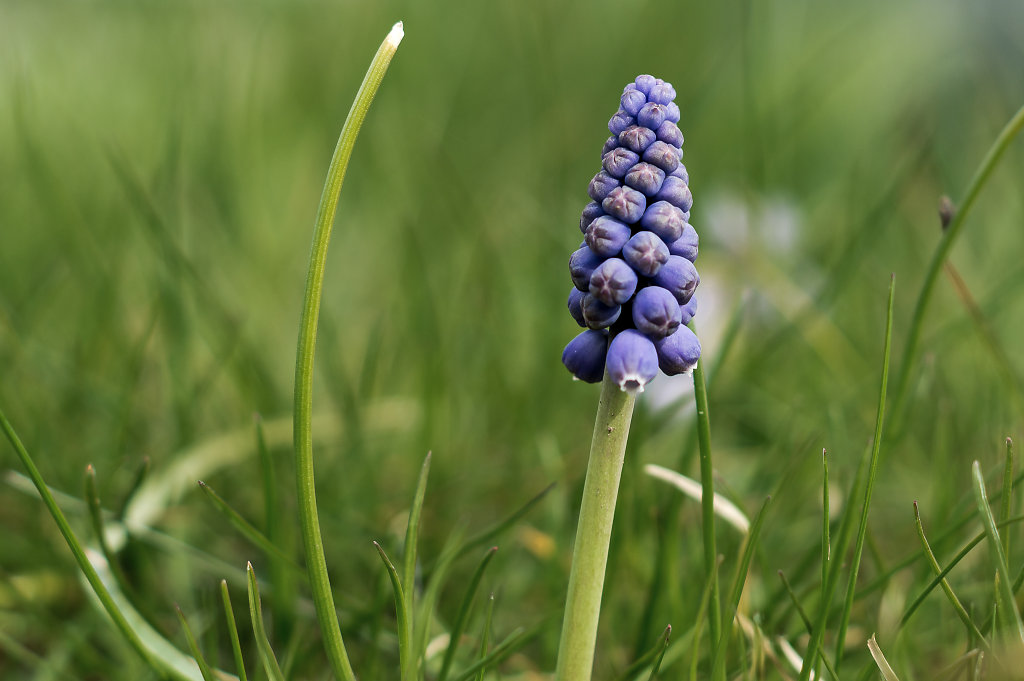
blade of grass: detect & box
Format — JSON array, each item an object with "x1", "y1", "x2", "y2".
[
  {"x1": 692, "y1": 353, "x2": 722, "y2": 667},
  {"x1": 616, "y1": 626, "x2": 672, "y2": 681},
  {"x1": 402, "y1": 452, "x2": 432, "y2": 607},
  {"x1": 196, "y1": 481, "x2": 301, "y2": 573},
  {"x1": 832, "y1": 274, "x2": 895, "y2": 673},
  {"x1": 246, "y1": 563, "x2": 285, "y2": 681},
  {"x1": 645, "y1": 626, "x2": 671, "y2": 681},
  {"x1": 118, "y1": 456, "x2": 151, "y2": 520},
  {"x1": 438, "y1": 546, "x2": 498, "y2": 681},
  {"x1": 374, "y1": 542, "x2": 414, "y2": 681},
  {"x1": 453, "y1": 482, "x2": 556, "y2": 565},
  {"x1": 450, "y1": 621, "x2": 546, "y2": 681},
  {"x1": 776, "y1": 572, "x2": 840, "y2": 680},
  {"x1": 292, "y1": 22, "x2": 404, "y2": 681},
  {"x1": 174, "y1": 606, "x2": 217, "y2": 681},
  {"x1": 84, "y1": 465, "x2": 133, "y2": 596},
  {"x1": 220, "y1": 580, "x2": 248, "y2": 681},
  {"x1": 822, "y1": 450, "x2": 830, "y2": 589},
  {"x1": 867, "y1": 635, "x2": 901, "y2": 681},
  {"x1": 1002, "y1": 438, "x2": 1015, "y2": 559},
  {"x1": 474, "y1": 594, "x2": 495, "y2": 681}
]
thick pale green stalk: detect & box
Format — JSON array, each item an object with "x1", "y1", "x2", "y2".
[
  {"x1": 555, "y1": 372, "x2": 637, "y2": 681},
  {"x1": 293, "y1": 21, "x2": 404, "y2": 681}
]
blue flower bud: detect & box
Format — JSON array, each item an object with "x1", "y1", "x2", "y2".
[
  {"x1": 588, "y1": 170, "x2": 621, "y2": 201},
  {"x1": 569, "y1": 246, "x2": 603, "y2": 292},
  {"x1": 669, "y1": 163, "x2": 688, "y2": 184},
  {"x1": 602, "y1": 136, "x2": 618, "y2": 156},
  {"x1": 656, "y1": 121, "x2": 684, "y2": 147},
  {"x1": 609, "y1": 109, "x2": 635, "y2": 135},
  {"x1": 568, "y1": 288, "x2": 587, "y2": 327},
  {"x1": 639, "y1": 200, "x2": 686, "y2": 242},
  {"x1": 580, "y1": 201, "x2": 604, "y2": 233},
  {"x1": 668, "y1": 223, "x2": 698, "y2": 261},
  {"x1": 601, "y1": 185, "x2": 647, "y2": 223},
  {"x1": 648, "y1": 81, "x2": 676, "y2": 106},
  {"x1": 606, "y1": 329, "x2": 659, "y2": 392},
  {"x1": 620, "y1": 88, "x2": 647, "y2": 116},
  {"x1": 634, "y1": 74, "x2": 657, "y2": 95},
  {"x1": 602, "y1": 147, "x2": 640, "y2": 179},
  {"x1": 679, "y1": 295, "x2": 698, "y2": 325},
  {"x1": 652, "y1": 255, "x2": 699, "y2": 303},
  {"x1": 655, "y1": 176, "x2": 692, "y2": 211},
  {"x1": 589, "y1": 257, "x2": 638, "y2": 306},
  {"x1": 585, "y1": 215, "x2": 631, "y2": 257},
  {"x1": 562, "y1": 329, "x2": 608, "y2": 383},
  {"x1": 665, "y1": 102, "x2": 681, "y2": 124},
  {"x1": 618, "y1": 125, "x2": 657, "y2": 154},
  {"x1": 654, "y1": 325, "x2": 701, "y2": 375},
  {"x1": 581, "y1": 293, "x2": 621, "y2": 329},
  {"x1": 637, "y1": 102, "x2": 668, "y2": 131},
  {"x1": 642, "y1": 141, "x2": 680, "y2": 174},
  {"x1": 624, "y1": 162, "x2": 666, "y2": 197},
  {"x1": 632, "y1": 286, "x2": 682, "y2": 339},
  {"x1": 622, "y1": 231, "x2": 669, "y2": 277}
]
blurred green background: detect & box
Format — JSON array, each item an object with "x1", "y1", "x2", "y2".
[{"x1": 2, "y1": 0, "x2": 1024, "y2": 678}]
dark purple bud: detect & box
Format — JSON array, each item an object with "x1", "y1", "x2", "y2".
[
  {"x1": 587, "y1": 171, "x2": 620, "y2": 202},
  {"x1": 637, "y1": 102, "x2": 668, "y2": 130},
  {"x1": 581, "y1": 293, "x2": 621, "y2": 329},
  {"x1": 668, "y1": 223, "x2": 698, "y2": 261},
  {"x1": 642, "y1": 141, "x2": 680, "y2": 174},
  {"x1": 602, "y1": 147, "x2": 640, "y2": 179},
  {"x1": 568, "y1": 288, "x2": 587, "y2": 327},
  {"x1": 602, "y1": 136, "x2": 618, "y2": 156},
  {"x1": 639, "y1": 200, "x2": 686, "y2": 242},
  {"x1": 569, "y1": 246, "x2": 603, "y2": 292},
  {"x1": 589, "y1": 257, "x2": 638, "y2": 306},
  {"x1": 655, "y1": 325, "x2": 701, "y2": 375},
  {"x1": 679, "y1": 295, "x2": 698, "y2": 325},
  {"x1": 622, "y1": 231, "x2": 669, "y2": 277},
  {"x1": 655, "y1": 176, "x2": 692, "y2": 211},
  {"x1": 665, "y1": 102, "x2": 681, "y2": 124},
  {"x1": 562, "y1": 329, "x2": 608, "y2": 383},
  {"x1": 670, "y1": 163, "x2": 689, "y2": 184},
  {"x1": 618, "y1": 125, "x2": 657, "y2": 154},
  {"x1": 634, "y1": 74, "x2": 657, "y2": 95},
  {"x1": 652, "y1": 255, "x2": 699, "y2": 304},
  {"x1": 648, "y1": 81, "x2": 676, "y2": 106},
  {"x1": 624, "y1": 162, "x2": 666, "y2": 197},
  {"x1": 620, "y1": 89, "x2": 647, "y2": 116},
  {"x1": 585, "y1": 215, "x2": 631, "y2": 257},
  {"x1": 580, "y1": 201, "x2": 604, "y2": 234},
  {"x1": 602, "y1": 186, "x2": 647, "y2": 223},
  {"x1": 656, "y1": 121, "x2": 684, "y2": 148},
  {"x1": 632, "y1": 286, "x2": 682, "y2": 339},
  {"x1": 608, "y1": 109, "x2": 635, "y2": 136},
  {"x1": 606, "y1": 330, "x2": 659, "y2": 392}
]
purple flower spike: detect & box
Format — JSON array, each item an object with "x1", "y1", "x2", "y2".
[
  {"x1": 648, "y1": 81, "x2": 676, "y2": 106},
  {"x1": 602, "y1": 136, "x2": 618, "y2": 156},
  {"x1": 637, "y1": 102, "x2": 668, "y2": 131},
  {"x1": 569, "y1": 246, "x2": 603, "y2": 292},
  {"x1": 620, "y1": 88, "x2": 647, "y2": 116},
  {"x1": 618, "y1": 125, "x2": 657, "y2": 154},
  {"x1": 602, "y1": 147, "x2": 640, "y2": 179},
  {"x1": 665, "y1": 102, "x2": 681, "y2": 124},
  {"x1": 634, "y1": 74, "x2": 657, "y2": 95},
  {"x1": 632, "y1": 286, "x2": 682, "y2": 339},
  {"x1": 624, "y1": 162, "x2": 666, "y2": 197},
  {"x1": 609, "y1": 109, "x2": 635, "y2": 135},
  {"x1": 668, "y1": 223, "x2": 699, "y2": 261},
  {"x1": 589, "y1": 258, "x2": 637, "y2": 306},
  {"x1": 588, "y1": 171, "x2": 621, "y2": 202},
  {"x1": 568, "y1": 288, "x2": 587, "y2": 327},
  {"x1": 670, "y1": 163, "x2": 689, "y2": 184},
  {"x1": 656, "y1": 121, "x2": 684, "y2": 148},
  {"x1": 655, "y1": 325, "x2": 701, "y2": 375},
  {"x1": 679, "y1": 295, "x2": 698, "y2": 325},
  {"x1": 652, "y1": 255, "x2": 699, "y2": 304},
  {"x1": 580, "y1": 201, "x2": 604, "y2": 234},
  {"x1": 606, "y1": 330, "x2": 659, "y2": 392},
  {"x1": 655, "y1": 176, "x2": 692, "y2": 211},
  {"x1": 622, "y1": 231, "x2": 669, "y2": 277},
  {"x1": 639, "y1": 200, "x2": 686, "y2": 242},
  {"x1": 585, "y1": 215, "x2": 631, "y2": 257},
  {"x1": 602, "y1": 186, "x2": 647, "y2": 223},
  {"x1": 562, "y1": 329, "x2": 608, "y2": 383},
  {"x1": 581, "y1": 293, "x2": 621, "y2": 329},
  {"x1": 642, "y1": 141, "x2": 680, "y2": 174}
]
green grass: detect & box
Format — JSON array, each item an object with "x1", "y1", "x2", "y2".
[{"x1": 3, "y1": 0, "x2": 1024, "y2": 679}]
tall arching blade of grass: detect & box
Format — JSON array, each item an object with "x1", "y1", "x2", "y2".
[
  {"x1": 692, "y1": 353, "x2": 722, "y2": 671},
  {"x1": 246, "y1": 563, "x2": 286, "y2": 681},
  {"x1": 891, "y1": 102, "x2": 1024, "y2": 432},
  {"x1": 291, "y1": 21, "x2": 404, "y2": 681}
]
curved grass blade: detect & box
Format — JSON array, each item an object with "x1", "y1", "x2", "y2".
[
  {"x1": 174, "y1": 606, "x2": 217, "y2": 681},
  {"x1": 415, "y1": 530, "x2": 465, "y2": 667},
  {"x1": 450, "y1": 622, "x2": 546, "y2": 681},
  {"x1": 438, "y1": 546, "x2": 498, "y2": 681},
  {"x1": 1003, "y1": 438, "x2": 1015, "y2": 558},
  {"x1": 453, "y1": 482, "x2": 556, "y2": 565},
  {"x1": 246, "y1": 563, "x2": 285, "y2": 681},
  {"x1": 475, "y1": 594, "x2": 495, "y2": 681},
  {"x1": 867, "y1": 635, "x2": 901, "y2": 681},
  {"x1": 220, "y1": 580, "x2": 248, "y2": 681},
  {"x1": 616, "y1": 625, "x2": 671, "y2": 681},
  {"x1": 403, "y1": 452, "x2": 432, "y2": 606},
  {"x1": 84, "y1": 465, "x2": 132, "y2": 597},
  {"x1": 692, "y1": 353, "x2": 722, "y2": 664},
  {"x1": 645, "y1": 626, "x2": 671, "y2": 681},
  {"x1": 643, "y1": 465, "x2": 750, "y2": 533},
  {"x1": 118, "y1": 456, "x2": 151, "y2": 520},
  {"x1": 374, "y1": 542, "x2": 414, "y2": 681}
]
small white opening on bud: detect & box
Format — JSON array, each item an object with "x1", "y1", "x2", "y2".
[{"x1": 387, "y1": 21, "x2": 405, "y2": 48}]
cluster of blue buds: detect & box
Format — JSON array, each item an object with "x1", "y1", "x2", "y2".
[{"x1": 562, "y1": 75, "x2": 701, "y2": 392}]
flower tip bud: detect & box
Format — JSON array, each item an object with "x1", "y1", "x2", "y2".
[
  {"x1": 607, "y1": 330, "x2": 658, "y2": 392},
  {"x1": 387, "y1": 21, "x2": 405, "y2": 47}
]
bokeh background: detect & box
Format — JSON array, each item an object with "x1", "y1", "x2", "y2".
[{"x1": 2, "y1": 0, "x2": 1024, "y2": 678}]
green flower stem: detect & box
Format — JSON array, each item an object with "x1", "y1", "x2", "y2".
[
  {"x1": 692, "y1": 356, "x2": 722, "y2": 670},
  {"x1": 293, "y1": 21, "x2": 404, "y2": 681},
  {"x1": 555, "y1": 372, "x2": 637, "y2": 681},
  {"x1": 891, "y1": 102, "x2": 1024, "y2": 430}
]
